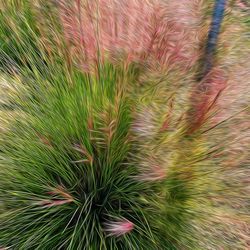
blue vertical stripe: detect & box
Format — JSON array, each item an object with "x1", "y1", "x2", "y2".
[{"x1": 204, "y1": 0, "x2": 227, "y2": 75}]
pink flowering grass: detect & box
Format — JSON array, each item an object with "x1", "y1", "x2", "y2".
[
  {"x1": 59, "y1": 0, "x2": 205, "y2": 72},
  {"x1": 0, "y1": 0, "x2": 249, "y2": 249},
  {"x1": 104, "y1": 218, "x2": 134, "y2": 237}
]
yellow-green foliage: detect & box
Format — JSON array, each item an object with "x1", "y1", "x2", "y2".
[{"x1": 0, "y1": 1, "x2": 249, "y2": 249}]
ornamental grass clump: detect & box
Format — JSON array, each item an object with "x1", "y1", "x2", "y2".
[{"x1": 0, "y1": 1, "x2": 249, "y2": 249}]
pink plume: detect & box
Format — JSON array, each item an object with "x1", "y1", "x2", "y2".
[{"x1": 104, "y1": 218, "x2": 134, "y2": 236}]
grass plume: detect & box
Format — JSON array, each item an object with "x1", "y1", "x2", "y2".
[{"x1": 0, "y1": 0, "x2": 249, "y2": 249}]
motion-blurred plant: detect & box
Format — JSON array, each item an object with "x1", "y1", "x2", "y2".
[{"x1": 0, "y1": 0, "x2": 249, "y2": 249}]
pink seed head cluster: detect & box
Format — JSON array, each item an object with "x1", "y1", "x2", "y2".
[
  {"x1": 59, "y1": 0, "x2": 204, "y2": 72},
  {"x1": 104, "y1": 219, "x2": 134, "y2": 237}
]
